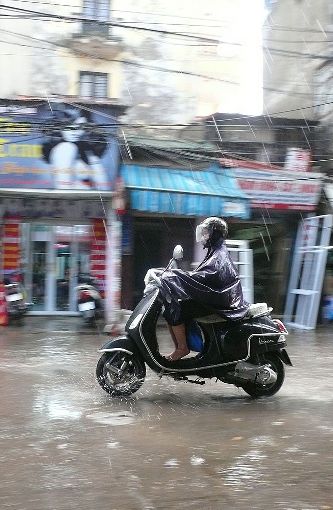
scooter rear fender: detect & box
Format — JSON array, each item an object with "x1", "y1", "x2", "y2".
[
  {"x1": 275, "y1": 348, "x2": 293, "y2": 366},
  {"x1": 99, "y1": 335, "x2": 137, "y2": 355}
]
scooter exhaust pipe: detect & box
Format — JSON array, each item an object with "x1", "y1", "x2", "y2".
[{"x1": 235, "y1": 361, "x2": 277, "y2": 385}]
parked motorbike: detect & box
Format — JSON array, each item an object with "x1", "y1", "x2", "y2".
[
  {"x1": 76, "y1": 274, "x2": 104, "y2": 324},
  {"x1": 96, "y1": 246, "x2": 292, "y2": 398},
  {"x1": 4, "y1": 280, "x2": 30, "y2": 323}
]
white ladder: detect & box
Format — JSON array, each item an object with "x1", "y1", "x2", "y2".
[
  {"x1": 226, "y1": 240, "x2": 254, "y2": 304},
  {"x1": 192, "y1": 239, "x2": 254, "y2": 304},
  {"x1": 283, "y1": 215, "x2": 333, "y2": 330}
]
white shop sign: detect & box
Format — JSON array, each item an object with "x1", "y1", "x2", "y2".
[{"x1": 234, "y1": 167, "x2": 322, "y2": 211}]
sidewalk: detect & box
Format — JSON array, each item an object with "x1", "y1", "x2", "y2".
[
  {"x1": 2, "y1": 316, "x2": 106, "y2": 335},
  {"x1": 3, "y1": 314, "x2": 333, "y2": 337},
  {"x1": 1, "y1": 315, "x2": 168, "y2": 334}
]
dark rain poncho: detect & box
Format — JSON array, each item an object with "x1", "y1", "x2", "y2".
[{"x1": 159, "y1": 238, "x2": 249, "y2": 325}]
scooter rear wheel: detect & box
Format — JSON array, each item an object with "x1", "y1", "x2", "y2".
[
  {"x1": 96, "y1": 352, "x2": 146, "y2": 397},
  {"x1": 241, "y1": 353, "x2": 285, "y2": 398}
]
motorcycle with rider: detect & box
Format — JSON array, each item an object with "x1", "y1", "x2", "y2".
[{"x1": 96, "y1": 217, "x2": 292, "y2": 398}]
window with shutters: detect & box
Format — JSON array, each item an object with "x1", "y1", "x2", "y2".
[{"x1": 79, "y1": 71, "x2": 108, "y2": 98}]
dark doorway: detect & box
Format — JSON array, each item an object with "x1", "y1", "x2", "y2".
[{"x1": 133, "y1": 226, "x2": 163, "y2": 306}]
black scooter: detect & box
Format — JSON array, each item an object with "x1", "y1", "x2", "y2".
[
  {"x1": 96, "y1": 246, "x2": 292, "y2": 398},
  {"x1": 76, "y1": 274, "x2": 104, "y2": 324}
]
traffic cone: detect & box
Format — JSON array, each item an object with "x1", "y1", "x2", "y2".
[{"x1": 0, "y1": 283, "x2": 8, "y2": 326}]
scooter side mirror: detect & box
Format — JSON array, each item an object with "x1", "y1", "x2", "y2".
[{"x1": 173, "y1": 245, "x2": 183, "y2": 260}]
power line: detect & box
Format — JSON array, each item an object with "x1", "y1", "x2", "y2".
[
  {"x1": 128, "y1": 141, "x2": 324, "y2": 171},
  {"x1": 0, "y1": 4, "x2": 222, "y2": 44},
  {"x1": 0, "y1": 1, "x2": 244, "y2": 25},
  {"x1": 1, "y1": 121, "x2": 332, "y2": 168},
  {"x1": 5, "y1": 0, "x2": 332, "y2": 34},
  {"x1": 2, "y1": 2, "x2": 333, "y2": 60},
  {"x1": 1, "y1": 28, "x2": 332, "y2": 104},
  {"x1": 5, "y1": 0, "x2": 333, "y2": 37},
  {"x1": 0, "y1": 30, "x2": 241, "y2": 85},
  {"x1": 1, "y1": 92, "x2": 330, "y2": 126},
  {"x1": 3, "y1": 4, "x2": 333, "y2": 65},
  {"x1": 0, "y1": 121, "x2": 322, "y2": 135}
]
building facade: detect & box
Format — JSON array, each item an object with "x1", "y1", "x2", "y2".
[
  {"x1": 0, "y1": 98, "x2": 125, "y2": 318},
  {"x1": 263, "y1": 0, "x2": 333, "y2": 173},
  {"x1": 0, "y1": 0, "x2": 265, "y2": 319},
  {"x1": 263, "y1": 0, "x2": 331, "y2": 120},
  {"x1": 201, "y1": 111, "x2": 324, "y2": 313},
  {"x1": 0, "y1": 0, "x2": 260, "y2": 123}
]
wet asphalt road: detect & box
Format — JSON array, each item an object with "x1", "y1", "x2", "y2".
[{"x1": 1, "y1": 318, "x2": 333, "y2": 510}]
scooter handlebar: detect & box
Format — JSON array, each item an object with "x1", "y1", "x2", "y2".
[
  {"x1": 144, "y1": 268, "x2": 164, "y2": 286},
  {"x1": 143, "y1": 268, "x2": 174, "y2": 303}
]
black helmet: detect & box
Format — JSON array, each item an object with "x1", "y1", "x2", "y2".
[{"x1": 196, "y1": 217, "x2": 228, "y2": 246}]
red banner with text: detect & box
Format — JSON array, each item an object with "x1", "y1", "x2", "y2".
[
  {"x1": 2, "y1": 216, "x2": 21, "y2": 276},
  {"x1": 90, "y1": 219, "x2": 106, "y2": 296}
]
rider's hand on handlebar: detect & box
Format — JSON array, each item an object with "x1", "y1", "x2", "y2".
[
  {"x1": 143, "y1": 282, "x2": 159, "y2": 295},
  {"x1": 144, "y1": 268, "x2": 163, "y2": 286}
]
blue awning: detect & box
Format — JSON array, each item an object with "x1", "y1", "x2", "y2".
[{"x1": 120, "y1": 164, "x2": 250, "y2": 219}]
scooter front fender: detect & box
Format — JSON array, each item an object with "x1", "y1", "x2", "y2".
[{"x1": 99, "y1": 335, "x2": 137, "y2": 355}]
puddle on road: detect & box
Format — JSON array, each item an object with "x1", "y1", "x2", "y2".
[
  {"x1": 219, "y1": 449, "x2": 268, "y2": 491},
  {"x1": 190, "y1": 456, "x2": 205, "y2": 466},
  {"x1": 106, "y1": 441, "x2": 121, "y2": 449},
  {"x1": 86, "y1": 411, "x2": 136, "y2": 426},
  {"x1": 164, "y1": 458, "x2": 179, "y2": 468}
]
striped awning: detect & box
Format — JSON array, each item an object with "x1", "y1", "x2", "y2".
[{"x1": 120, "y1": 164, "x2": 249, "y2": 219}]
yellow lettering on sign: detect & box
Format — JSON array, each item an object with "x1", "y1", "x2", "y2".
[
  {"x1": 0, "y1": 138, "x2": 42, "y2": 158},
  {"x1": 0, "y1": 163, "x2": 46, "y2": 174},
  {"x1": 0, "y1": 117, "x2": 30, "y2": 135},
  {"x1": 0, "y1": 138, "x2": 6, "y2": 157}
]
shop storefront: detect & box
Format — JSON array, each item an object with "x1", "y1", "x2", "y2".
[
  {"x1": 115, "y1": 157, "x2": 324, "y2": 316},
  {"x1": 22, "y1": 223, "x2": 91, "y2": 314},
  {"x1": 226, "y1": 158, "x2": 323, "y2": 314},
  {"x1": 0, "y1": 99, "x2": 124, "y2": 317},
  {"x1": 119, "y1": 158, "x2": 324, "y2": 312},
  {"x1": 0, "y1": 195, "x2": 112, "y2": 315},
  {"x1": 119, "y1": 162, "x2": 250, "y2": 309}
]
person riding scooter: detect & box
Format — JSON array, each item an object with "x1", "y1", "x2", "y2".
[
  {"x1": 97, "y1": 220, "x2": 291, "y2": 397},
  {"x1": 155, "y1": 217, "x2": 249, "y2": 360}
]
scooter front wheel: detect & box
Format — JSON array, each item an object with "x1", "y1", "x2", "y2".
[{"x1": 96, "y1": 352, "x2": 146, "y2": 397}]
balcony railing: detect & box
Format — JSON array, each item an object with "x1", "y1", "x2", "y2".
[
  {"x1": 66, "y1": 19, "x2": 122, "y2": 58},
  {"x1": 81, "y1": 20, "x2": 110, "y2": 37}
]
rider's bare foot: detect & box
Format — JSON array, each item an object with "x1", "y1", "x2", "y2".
[{"x1": 166, "y1": 348, "x2": 190, "y2": 361}]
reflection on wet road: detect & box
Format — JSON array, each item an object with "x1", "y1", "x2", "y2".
[{"x1": 1, "y1": 318, "x2": 333, "y2": 509}]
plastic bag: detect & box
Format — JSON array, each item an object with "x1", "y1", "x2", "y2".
[{"x1": 186, "y1": 320, "x2": 204, "y2": 353}]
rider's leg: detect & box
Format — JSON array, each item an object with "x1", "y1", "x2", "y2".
[
  {"x1": 167, "y1": 324, "x2": 178, "y2": 355},
  {"x1": 165, "y1": 300, "x2": 212, "y2": 360},
  {"x1": 167, "y1": 323, "x2": 190, "y2": 360}
]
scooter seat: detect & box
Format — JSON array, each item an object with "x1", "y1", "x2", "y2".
[
  {"x1": 247, "y1": 302, "x2": 272, "y2": 317},
  {"x1": 196, "y1": 303, "x2": 272, "y2": 324},
  {"x1": 196, "y1": 314, "x2": 226, "y2": 324}
]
